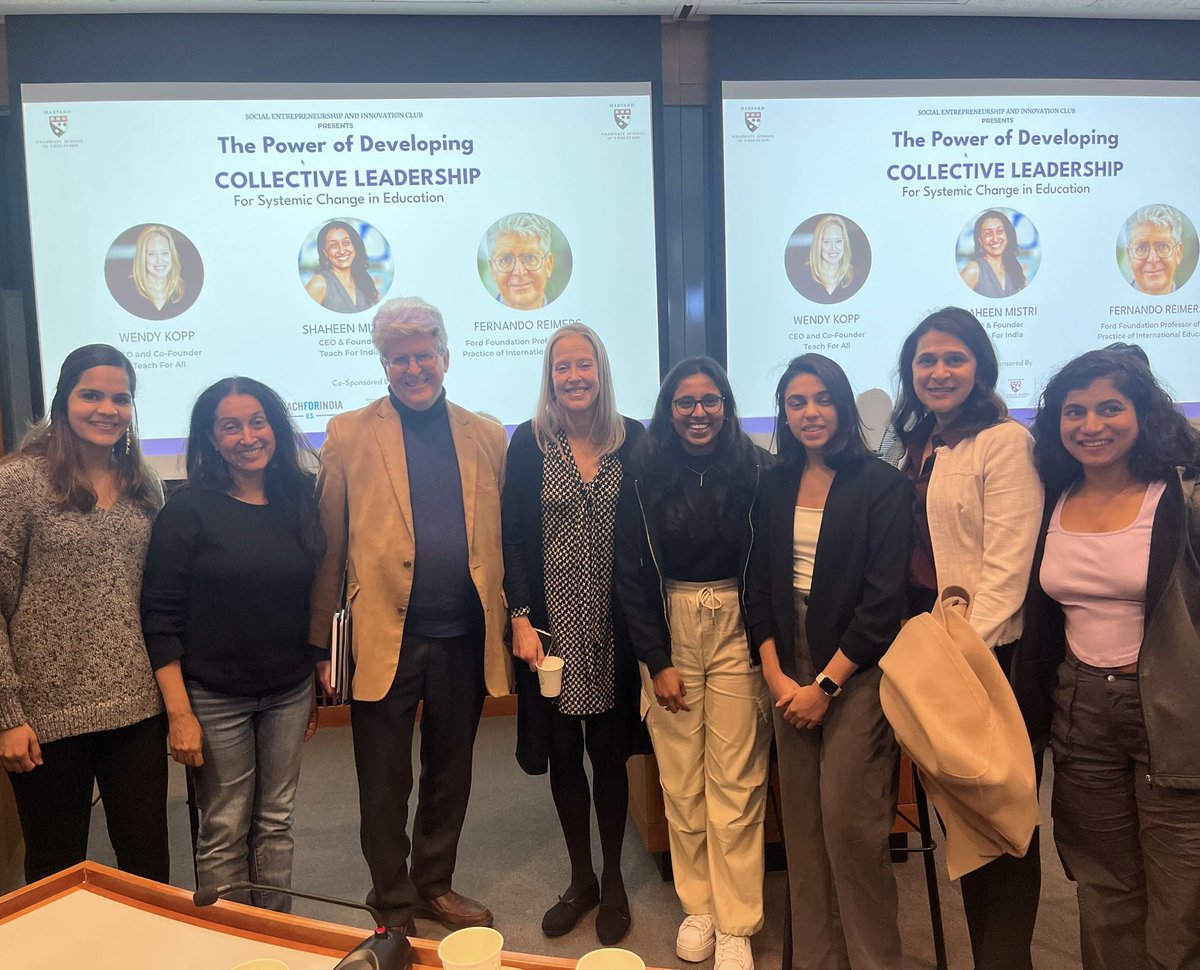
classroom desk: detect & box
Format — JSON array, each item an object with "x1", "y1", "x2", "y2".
[{"x1": 0, "y1": 862, "x2": 581, "y2": 970}]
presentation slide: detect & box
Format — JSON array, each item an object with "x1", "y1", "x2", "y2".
[
  {"x1": 723, "y1": 79, "x2": 1200, "y2": 431},
  {"x1": 22, "y1": 82, "x2": 659, "y2": 462}
]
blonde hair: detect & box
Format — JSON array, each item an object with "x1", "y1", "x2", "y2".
[
  {"x1": 808, "y1": 214, "x2": 854, "y2": 291},
  {"x1": 532, "y1": 324, "x2": 626, "y2": 456},
  {"x1": 130, "y1": 225, "x2": 184, "y2": 306}
]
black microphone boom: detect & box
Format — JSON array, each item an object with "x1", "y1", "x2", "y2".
[{"x1": 192, "y1": 881, "x2": 412, "y2": 970}]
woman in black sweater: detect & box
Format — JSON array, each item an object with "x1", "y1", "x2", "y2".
[
  {"x1": 502, "y1": 324, "x2": 645, "y2": 945},
  {"x1": 142, "y1": 377, "x2": 323, "y2": 911},
  {"x1": 745, "y1": 353, "x2": 910, "y2": 970},
  {"x1": 615, "y1": 357, "x2": 770, "y2": 970}
]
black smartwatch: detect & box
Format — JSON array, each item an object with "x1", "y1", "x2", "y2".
[{"x1": 814, "y1": 675, "x2": 843, "y2": 698}]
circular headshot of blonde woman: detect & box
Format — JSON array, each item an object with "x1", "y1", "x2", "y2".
[
  {"x1": 105, "y1": 223, "x2": 204, "y2": 321},
  {"x1": 478, "y1": 212, "x2": 573, "y2": 311},
  {"x1": 784, "y1": 214, "x2": 871, "y2": 305}
]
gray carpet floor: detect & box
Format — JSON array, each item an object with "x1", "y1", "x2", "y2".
[{"x1": 85, "y1": 715, "x2": 1084, "y2": 969}]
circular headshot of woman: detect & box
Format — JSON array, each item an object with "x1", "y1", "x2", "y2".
[
  {"x1": 956, "y1": 207, "x2": 1040, "y2": 299},
  {"x1": 105, "y1": 224, "x2": 204, "y2": 321},
  {"x1": 299, "y1": 218, "x2": 394, "y2": 314},
  {"x1": 784, "y1": 214, "x2": 871, "y2": 305},
  {"x1": 478, "y1": 212, "x2": 573, "y2": 311},
  {"x1": 1115, "y1": 203, "x2": 1198, "y2": 297}
]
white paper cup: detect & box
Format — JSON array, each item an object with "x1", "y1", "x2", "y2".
[
  {"x1": 438, "y1": 926, "x2": 504, "y2": 970},
  {"x1": 230, "y1": 960, "x2": 289, "y2": 970},
  {"x1": 576, "y1": 948, "x2": 646, "y2": 970},
  {"x1": 536, "y1": 656, "x2": 565, "y2": 697}
]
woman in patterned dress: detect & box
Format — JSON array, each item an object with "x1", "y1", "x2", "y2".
[{"x1": 502, "y1": 324, "x2": 645, "y2": 946}]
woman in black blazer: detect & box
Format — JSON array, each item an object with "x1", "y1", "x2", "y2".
[
  {"x1": 745, "y1": 353, "x2": 911, "y2": 970},
  {"x1": 501, "y1": 324, "x2": 645, "y2": 946}
]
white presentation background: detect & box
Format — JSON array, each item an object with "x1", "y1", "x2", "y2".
[
  {"x1": 723, "y1": 79, "x2": 1200, "y2": 431},
  {"x1": 23, "y1": 82, "x2": 659, "y2": 466}
]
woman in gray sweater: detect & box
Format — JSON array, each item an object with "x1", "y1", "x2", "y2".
[{"x1": 0, "y1": 344, "x2": 168, "y2": 883}]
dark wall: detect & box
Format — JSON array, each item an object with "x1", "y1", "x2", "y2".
[{"x1": 710, "y1": 15, "x2": 1200, "y2": 82}]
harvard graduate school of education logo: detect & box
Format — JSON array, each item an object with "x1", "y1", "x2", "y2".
[
  {"x1": 1009, "y1": 379, "x2": 1024, "y2": 394},
  {"x1": 614, "y1": 108, "x2": 632, "y2": 130},
  {"x1": 49, "y1": 115, "x2": 69, "y2": 137},
  {"x1": 744, "y1": 111, "x2": 762, "y2": 133}
]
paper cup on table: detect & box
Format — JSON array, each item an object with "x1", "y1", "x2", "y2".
[
  {"x1": 576, "y1": 948, "x2": 646, "y2": 970},
  {"x1": 438, "y1": 926, "x2": 504, "y2": 970},
  {"x1": 536, "y1": 656, "x2": 565, "y2": 698}
]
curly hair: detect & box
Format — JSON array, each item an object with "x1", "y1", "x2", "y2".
[
  {"x1": 185, "y1": 377, "x2": 324, "y2": 558},
  {"x1": 1032, "y1": 349, "x2": 1200, "y2": 493},
  {"x1": 637, "y1": 356, "x2": 763, "y2": 539}
]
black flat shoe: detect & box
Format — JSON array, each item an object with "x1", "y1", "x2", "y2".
[
  {"x1": 542, "y1": 883, "x2": 600, "y2": 937},
  {"x1": 596, "y1": 896, "x2": 631, "y2": 946}
]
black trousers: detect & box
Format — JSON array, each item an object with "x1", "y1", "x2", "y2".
[
  {"x1": 8, "y1": 713, "x2": 169, "y2": 884},
  {"x1": 350, "y1": 631, "x2": 486, "y2": 927},
  {"x1": 958, "y1": 639, "x2": 1045, "y2": 970}
]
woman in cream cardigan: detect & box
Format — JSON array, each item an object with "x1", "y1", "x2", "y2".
[{"x1": 882, "y1": 306, "x2": 1044, "y2": 970}]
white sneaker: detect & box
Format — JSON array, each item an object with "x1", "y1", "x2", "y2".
[
  {"x1": 714, "y1": 931, "x2": 754, "y2": 970},
  {"x1": 676, "y1": 913, "x2": 716, "y2": 962}
]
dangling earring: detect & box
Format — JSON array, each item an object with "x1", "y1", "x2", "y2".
[{"x1": 125, "y1": 426, "x2": 132, "y2": 456}]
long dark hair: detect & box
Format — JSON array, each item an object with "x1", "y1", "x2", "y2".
[
  {"x1": 1032, "y1": 350, "x2": 1200, "y2": 494},
  {"x1": 638, "y1": 356, "x2": 762, "y2": 538},
  {"x1": 10, "y1": 344, "x2": 160, "y2": 513},
  {"x1": 318, "y1": 220, "x2": 380, "y2": 306},
  {"x1": 972, "y1": 209, "x2": 1026, "y2": 291},
  {"x1": 185, "y1": 377, "x2": 324, "y2": 557},
  {"x1": 889, "y1": 307, "x2": 1007, "y2": 447},
  {"x1": 773, "y1": 353, "x2": 869, "y2": 470}
]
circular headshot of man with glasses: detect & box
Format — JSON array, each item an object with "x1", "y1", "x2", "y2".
[
  {"x1": 1116, "y1": 204, "x2": 1197, "y2": 296},
  {"x1": 478, "y1": 212, "x2": 573, "y2": 311}
]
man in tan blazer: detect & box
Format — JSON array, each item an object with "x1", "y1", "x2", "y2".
[{"x1": 310, "y1": 296, "x2": 511, "y2": 932}]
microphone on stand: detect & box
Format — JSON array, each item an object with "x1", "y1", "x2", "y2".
[{"x1": 193, "y1": 881, "x2": 412, "y2": 970}]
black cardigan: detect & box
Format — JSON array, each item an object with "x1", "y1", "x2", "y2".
[
  {"x1": 744, "y1": 454, "x2": 911, "y2": 679},
  {"x1": 501, "y1": 417, "x2": 648, "y2": 775}
]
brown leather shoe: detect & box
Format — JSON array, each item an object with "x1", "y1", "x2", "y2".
[{"x1": 414, "y1": 890, "x2": 494, "y2": 929}]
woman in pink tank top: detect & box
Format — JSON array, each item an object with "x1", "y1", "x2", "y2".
[{"x1": 1017, "y1": 348, "x2": 1200, "y2": 970}]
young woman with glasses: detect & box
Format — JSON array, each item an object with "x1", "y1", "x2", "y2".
[{"x1": 616, "y1": 357, "x2": 771, "y2": 970}]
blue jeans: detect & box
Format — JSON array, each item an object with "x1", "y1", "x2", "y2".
[{"x1": 187, "y1": 674, "x2": 313, "y2": 911}]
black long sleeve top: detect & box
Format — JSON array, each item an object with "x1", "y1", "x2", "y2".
[{"x1": 141, "y1": 485, "x2": 317, "y2": 696}]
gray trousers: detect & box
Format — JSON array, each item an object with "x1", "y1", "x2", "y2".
[
  {"x1": 773, "y1": 591, "x2": 901, "y2": 970},
  {"x1": 1051, "y1": 654, "x2": 1200, "y2": 970}
]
